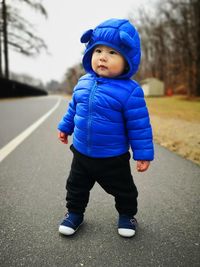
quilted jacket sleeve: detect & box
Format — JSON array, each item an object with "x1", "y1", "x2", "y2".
[
  {"x1": 124, "y1": 85, "x2": 154, "y2": 161},
  {"x1": 57, "y1": 94, "x2": 76, "y2": 135}
]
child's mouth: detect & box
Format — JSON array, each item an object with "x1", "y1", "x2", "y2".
[{"x1": 98, "y1": 65, "x2": 108, "y2": 70}]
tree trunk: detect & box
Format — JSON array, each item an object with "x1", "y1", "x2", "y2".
[
  {"x1": 0, "y1": 23, "x2": 3, "y2": 78},
  {"x1": 2, "y1": 0, "x2": 9, "y2": 79}
]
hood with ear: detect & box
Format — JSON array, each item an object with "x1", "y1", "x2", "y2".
[{"x1": 80, "y1": 18, "x2": 141, "y2": 79}]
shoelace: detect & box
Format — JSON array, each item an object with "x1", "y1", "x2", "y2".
[
  {"x1": 63, "y1": 214, "x2": 75, "y2": 225},
  {"x1": 64, "y1": 213, "x2": 80, "y2": 227},
  {"x1": 130, "y1": 218, "x2": 137, "y2": 226}
]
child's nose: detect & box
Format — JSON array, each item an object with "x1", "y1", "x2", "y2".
[{"x1": 99, "y1": 52, "x2": 107, "y2": 61}]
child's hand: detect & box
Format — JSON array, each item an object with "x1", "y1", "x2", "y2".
[
  {"x1": 136, "y1": 161, "x2": 150, "y2": 172},
  {"x1": 58, "y1": 131, "x2": 68, "y2": 144}
]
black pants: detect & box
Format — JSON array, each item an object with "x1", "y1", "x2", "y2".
[{"x1": 65, "y1": 145, "x2": 138, "y2": 216}]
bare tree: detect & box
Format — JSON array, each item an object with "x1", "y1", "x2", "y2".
[
  {"x1": 131, "y1": 0, "x2": 200, "y2": 96},
  {"x1": 2, "y1": 0, "x2": 9, "y2": 78},
  {"x1": 159, "y1": 0, "x2": 199, "y2": 96},
  {"x1": 0, "y1": 0, "x2": 48, "y2": 79},
  {"x1": 0, "y1": 6, "x2": 3, "y2": 77},
  {"x1": 8, "y1": 7, "x2": 47, "y2": 55},
  {"x1": 65, "y1": 64, "x2": 85, "y2": 94}
]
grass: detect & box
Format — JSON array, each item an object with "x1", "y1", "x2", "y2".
[{"x1": 145, "y1": 95, "x2": 200, "y2": 122}]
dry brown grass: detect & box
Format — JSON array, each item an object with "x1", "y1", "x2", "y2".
[
  {"x1": 145, "y1": 95, "x2": 200, "y2": 122},
  {"x1": 146, "y1": 95, "x2": 200, "y2": 165}
]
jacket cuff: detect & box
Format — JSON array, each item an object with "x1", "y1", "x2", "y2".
[
  {"x1": 133, "y1": 149, "x2": 154, "y2": 161},
  {"x1": 57, "y1": 122, "x2": 73, "y2": 135}
]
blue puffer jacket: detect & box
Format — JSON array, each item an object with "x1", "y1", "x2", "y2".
[
  {"x1": 58, "y1": 19, "x2": 154, "y2": 160},
  {"x1": 58, "y1": 73, "x2": 154, "y2": 160}
]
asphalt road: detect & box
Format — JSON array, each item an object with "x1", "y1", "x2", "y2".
[{"x1": 0, "y1": 96, "x2": 200, "y2": 267}]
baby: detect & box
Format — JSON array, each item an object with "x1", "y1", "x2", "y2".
[{"x1": 58, "y1": 18, "x2": 154, "y2": 237}]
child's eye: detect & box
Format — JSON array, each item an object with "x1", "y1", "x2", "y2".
[
  {"x1": 109, "y1": 50, "x2": 117, "y2": 55},
  {"x1": 95, "y1": 49, "x2": 101, "y2": 53}
]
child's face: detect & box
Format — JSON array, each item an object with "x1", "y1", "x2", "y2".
[{"x1": 91, "y1": 45, "x2": 126, "y2": 78}]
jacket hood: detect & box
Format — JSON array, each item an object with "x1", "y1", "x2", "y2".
[{"x1": 80, "y1": 18, "x2": 141, "y2": 79}]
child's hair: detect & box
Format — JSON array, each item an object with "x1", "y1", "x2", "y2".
[
  {"x1": 124, "y1": 64, "x2": 130, "y2": 75},
  {"x1": 80, "y1": 18, "x2": 141, "y2": 79}
]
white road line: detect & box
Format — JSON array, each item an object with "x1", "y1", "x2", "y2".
[{"x1": 0, "y1": 97, "x2": 61, "y2": 163}]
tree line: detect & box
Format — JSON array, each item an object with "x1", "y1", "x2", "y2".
[
  {"x1": 133, "y1": 0, "x2": 200, "y2": 97},
  {"x1": 1, "y1": 0, "x2": 199, "y2": 96}
]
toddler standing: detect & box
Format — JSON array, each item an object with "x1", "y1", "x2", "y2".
[{"x1": 57, "y1": 18, "x2": 154, "y2": 237}]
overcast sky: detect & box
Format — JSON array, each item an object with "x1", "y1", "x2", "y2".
[{"x1": 9, "y1": 0, "x2": 157, "y2": 84}]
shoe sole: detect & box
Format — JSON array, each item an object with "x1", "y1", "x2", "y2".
[
  {"x1": 118, "y1": 228, "x2": 136, "y2": 237},
  {"x1": 59, "y1": 222, "x2": 83, "y2": 236}
]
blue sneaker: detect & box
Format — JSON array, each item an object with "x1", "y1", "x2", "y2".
[
  {"x1": 118, "y1": 214, "x2": 137, "y2": 237},
  {"x1": 59, "y1": 212, "x2": 84, "y2": 235}
]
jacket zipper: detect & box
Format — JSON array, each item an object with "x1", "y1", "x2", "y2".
[{"x1": 87, "y1": 81, "x2": 97, "y2": 155}]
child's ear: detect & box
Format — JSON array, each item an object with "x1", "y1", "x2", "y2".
[
  {"x1": 119, "y1": 31, "x2": 134, "y2": 48},
  {"x1": 119, "y1": 31, "x2": 140, "y2": 50},
  {"x1": 80, "y1": 29, "x2": 93, "y2": 43}
]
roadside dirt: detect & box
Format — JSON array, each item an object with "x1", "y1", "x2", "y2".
[{"x1": 150, "y1": 115, "x2": 200, "y2": 166}]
